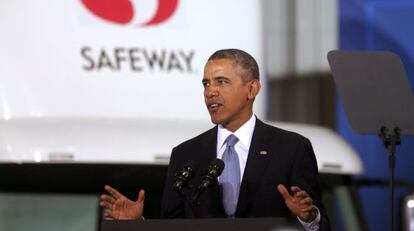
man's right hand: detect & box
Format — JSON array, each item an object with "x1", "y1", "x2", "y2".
[{"x1": 100, "y1": 185, "x2": 145, "y2": 220}]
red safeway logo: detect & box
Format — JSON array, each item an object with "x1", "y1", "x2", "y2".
[{"x1": 80, "y1": 0, "x2": 179, "y2": 26}]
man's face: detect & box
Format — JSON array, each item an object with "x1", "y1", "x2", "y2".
[{"x1": 202, "y1": 58, "x2": 258, "y2": 132}]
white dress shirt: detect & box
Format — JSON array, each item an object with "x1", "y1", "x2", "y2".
[{"x1": 216, "y1": 114, "x2": 256, "y2": 181}]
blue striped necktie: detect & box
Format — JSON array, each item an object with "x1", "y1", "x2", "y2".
[{"x1": 219, "y1": 134, "x2": 240, "y2": 217}]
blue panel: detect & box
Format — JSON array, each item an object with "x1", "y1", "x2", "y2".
[
  {"x1": 339, "y1": 1, "x2": 414, "y2": 230},
  {"x1": 339, "y1": 0, "x2": 368, "y2": 49},
  {"x1": 367, "y1": 2, "x2": 414, "y2": 91}
]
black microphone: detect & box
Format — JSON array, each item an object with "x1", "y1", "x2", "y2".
[
  {"x1": 192, "y1": 158, "x2": 225, "y2": 205},
  {"x1": 173, "y1": 160, "x2": 196, "y2": 193}
]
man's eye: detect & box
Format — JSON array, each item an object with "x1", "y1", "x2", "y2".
[{"x1": 202, "y1": 82, "x2": 209, "y2": 87}]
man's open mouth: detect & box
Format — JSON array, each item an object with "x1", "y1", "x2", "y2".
[{"x1": 208, "y1": 103, "x2": 222, "y2": 112}]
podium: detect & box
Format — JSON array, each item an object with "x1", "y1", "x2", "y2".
[{"x1": 101, "y1": 218, "x2": 300, "y2": 231}]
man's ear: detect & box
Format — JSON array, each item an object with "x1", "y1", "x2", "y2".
[{"x1": 247, "y1": 79, "x2": 261, "y2": 100}]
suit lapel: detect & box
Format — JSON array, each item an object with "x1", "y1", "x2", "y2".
[
  {"x1": 196, "y1": 126, "x2": 227, "y2": 216},
  {"x1": 199, "y1": 126, "x2": 218, "y2": 163},
  {"x1": 236, "y1": 119, "x2": 273, "y2": 216}
]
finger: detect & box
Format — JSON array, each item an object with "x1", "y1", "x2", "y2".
[
  {"x1": 291, "y1": 186, "x2": 301, "y2": 193},
  {"x1": 99, "y1": 201, "x2": 113, "y2": 210},
  {"x1": 300, "y1": 197, "x2": 313, "y2": 206},
  {"x1": 105, "y1": 185, "x2": 122, "y2": 199},
  {"x1": 100, "y1": 194, "x2": 116, "y2": 204},
  {"x1": 277, "y1": 184, "x2": 292, "y2": 200},
  {"x1": 137, "y1": 189, "x2": 145, "y2": 203},
  {"x1": 104, "y1": 209, "x2": 115, "y2": 219},
  {"x1": 293, "y1": 191, "x2": 309, "y2": 199},
  {"x1": 301, "y1": 205, "x2": 315, "y2": 213},
  {"x1": 104, "y1": 210, "x2": 110, "y2": 218}
]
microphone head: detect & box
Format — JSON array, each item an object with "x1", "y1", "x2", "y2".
[
  {"x1": 173, "y1": 160, "x2": 196, "y2": 192},
  {"x1": 195, "y1": 158, "x2": 225, "y2": 194},
  {"x1": 207, "y1": 158, "x2": 225, "y2": 177}
]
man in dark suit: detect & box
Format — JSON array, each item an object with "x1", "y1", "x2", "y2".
[{"x1": 100, "y1": 49, "x2": 330, "y2": 230}]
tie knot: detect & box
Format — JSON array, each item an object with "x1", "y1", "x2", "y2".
[{"x1": 225, "y1": 134, "x2": 239, "y2": 147}]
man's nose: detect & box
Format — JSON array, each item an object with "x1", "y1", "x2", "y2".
[{"x1": 205, "y1": 85, "x2": 219, "y2": 97}]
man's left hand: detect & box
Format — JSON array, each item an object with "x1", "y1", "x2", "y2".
[{"x1": 277, "y1": 184, "x2": 317, "y2": 222}]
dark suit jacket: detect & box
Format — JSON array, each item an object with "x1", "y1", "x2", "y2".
[{"x1": 160, "y1": 119, "x2": 330, "y2": 230}]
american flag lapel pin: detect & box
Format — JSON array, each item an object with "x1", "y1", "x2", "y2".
[{"x1": 259, "y1": 150, "x2": 267, "y2": 155}]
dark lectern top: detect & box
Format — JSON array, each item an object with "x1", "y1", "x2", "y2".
[{"x1": 101, "y1": 217, "x2": 300, "y2": 231}]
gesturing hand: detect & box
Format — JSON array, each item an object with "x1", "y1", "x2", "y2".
[
  {"x1": 277, "y1": 184, "x2": 317, "y2": 222},
  {"x1": 100, "y1": 185, "x2": 145, "y2": 220}
]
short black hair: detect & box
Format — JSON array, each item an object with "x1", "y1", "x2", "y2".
[{"x1": 207, "y1": 49, "x2": 260, "y2": 81}]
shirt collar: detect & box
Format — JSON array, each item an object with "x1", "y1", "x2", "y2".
[{"x1": 217, "y1": 114, "x2": 256, "y2": 150}]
